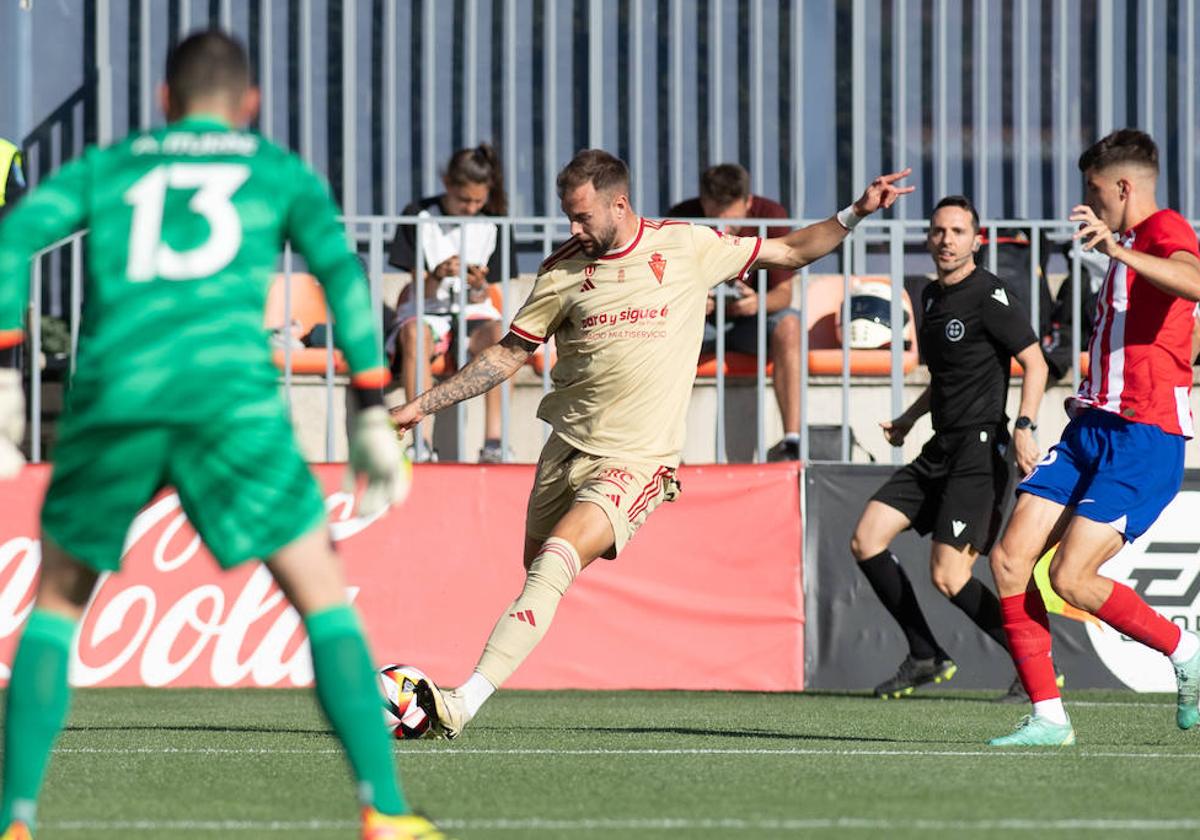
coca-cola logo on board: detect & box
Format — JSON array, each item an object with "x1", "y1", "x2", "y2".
[{"x1": 0, "y1": 488, "x2": 369, "y2": 688}]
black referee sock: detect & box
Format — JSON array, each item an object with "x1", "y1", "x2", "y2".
[
  {"x1": 857, "y1": 550, "x2": 944, "y2": 661},
  {"x1": 948, "y1": 577, "x2": 1009, "y2": 650}
]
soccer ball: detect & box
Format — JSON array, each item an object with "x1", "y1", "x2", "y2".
[{"x1": 378, "y1": 664, "x2": 433, "y2": 740}]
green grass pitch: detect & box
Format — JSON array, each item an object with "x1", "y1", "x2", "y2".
[{"x1": 10, "y1": 688, "x2": 1200, "y2": 838}]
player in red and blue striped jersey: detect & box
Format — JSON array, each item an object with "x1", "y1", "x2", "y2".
[{"x1": 987, "y1": 129, "x2": 1200, "y2": 747}]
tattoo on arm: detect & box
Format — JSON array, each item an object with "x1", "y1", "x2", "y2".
[{"x1": 415, "y1": 332, "x2": 534, "y2": 415}]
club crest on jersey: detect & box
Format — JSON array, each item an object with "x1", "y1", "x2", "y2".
[
  {"x1": 945, "y1": 318, "x2": 965, "y2": 342},
  {"x1": 617, "y1": 268, "x2": 626, "y2": 282},
  {"x1": 648, "y1": 252, "x2": 667, "y2": 284}
]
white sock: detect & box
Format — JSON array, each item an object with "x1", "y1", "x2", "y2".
[
  {"x1": 1171, "y1": 629, "x2": 1200, "y2": 664},
  {"x1": 1033, "y1": 698, "x2": 1068, "y2": 725},
  {"x1": 784, "y1": 432, "x2": 801, "y2": 443},
  {"x1": 459, "y1": 671, "x2": 496, "y2": 719}
]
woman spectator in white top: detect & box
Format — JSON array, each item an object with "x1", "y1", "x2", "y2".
[{"x1": 387, "y1": 144, "x2": 517, "y2": 462}]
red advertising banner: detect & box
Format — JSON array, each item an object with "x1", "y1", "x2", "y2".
[{"x1": 0, "y1": 463, "x2": 804, "y2": 690}]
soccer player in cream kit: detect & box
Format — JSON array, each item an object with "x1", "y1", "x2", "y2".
[{"x1": 392, "y1": 149, "x2": 913, "y2": 738}]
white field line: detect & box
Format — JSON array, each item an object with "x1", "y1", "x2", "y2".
[
  {"x1": 52, "y1": 745, "x2": 1197, "y2": 759},
  {"x1": 41, "y1": 817, "x2": 1200, "y2": 833}
]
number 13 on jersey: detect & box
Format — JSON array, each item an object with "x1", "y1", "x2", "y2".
[{"x1": 124, "y1": 163, "x2": 250, "y2": 281}]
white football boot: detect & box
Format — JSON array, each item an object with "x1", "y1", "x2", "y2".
[{"x1": 413, "y1": 679, "x2": 470, "y2": 740}]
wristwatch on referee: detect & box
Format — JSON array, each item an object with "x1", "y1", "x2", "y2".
[{"x1": 1014, "y1": 415, "x2": 1037, "y2": 432}]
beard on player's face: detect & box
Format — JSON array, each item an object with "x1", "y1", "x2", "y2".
[{"x1": 578, "y1": 218, "x2": 619, "y2": 257}]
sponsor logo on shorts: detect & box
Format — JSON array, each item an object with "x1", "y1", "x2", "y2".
[
  {"x1": 951, "y1": 520, "x2": 966, "y2": 538},
  {"x1": 945, "y1": 318, "x2": 965, "y2": 342},
  {"x1": 1084, "y1": 494, "x2": 1200, "y2": 690},
  {"x1": 597, "y1": 467, "x2": 634, "y2": 488}
]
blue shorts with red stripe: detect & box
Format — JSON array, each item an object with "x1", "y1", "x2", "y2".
[{"x1": 1017, "y1": 408, "x2": 1184, "y2": 542}]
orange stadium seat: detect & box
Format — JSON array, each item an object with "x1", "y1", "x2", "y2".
[
  {"x1": 805, "y1": 275, "x2": 918, "y2": 376},
  {"x1": 696, "y1": 275, "x2": 918, "y2": 378},
  {"x1": 427, "y1": 284, "x2": 556, "y2": 377},
  {"x1": 1010, "y1": 353, "x2": 1089, "y2": 378},
  {"x1": 264, "y1": 273, "x2": 349, "y2": 375}
]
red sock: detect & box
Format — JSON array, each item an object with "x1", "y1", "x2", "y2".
[
  {"x1": 1000, "y1": 591, "x2": 1060, "y2": 702},
  {"x1": 1095, "y1": 582, "x2": 1181, "y2": 656}
]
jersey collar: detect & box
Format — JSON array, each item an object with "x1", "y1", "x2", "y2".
[
  {"x1": 601, "y1": 218, "x2": 645, "y2": 260},
  {"x1": 173, "y1": 114, "x2": 235, "y2": 131}
]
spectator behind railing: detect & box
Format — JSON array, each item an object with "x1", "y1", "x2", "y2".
[
  {"x1": 667, "y1": 163, "x2": 804, "y2": 461},
  {"x1": 385, "y1": 143, "x2": 517, "y2": 462}
]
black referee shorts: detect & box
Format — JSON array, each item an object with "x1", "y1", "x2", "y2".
[{"x1": 870, "y1": 425, "x2": 1015, "y2": 553}]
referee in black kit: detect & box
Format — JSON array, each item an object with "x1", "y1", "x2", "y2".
[{"x1": 849, "y1": 195, "x2": 1049, "y2": 699}]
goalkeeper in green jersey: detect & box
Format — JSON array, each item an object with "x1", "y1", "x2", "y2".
[{"x1": 0, "y1": 31, "x2": 445, "y2": 840}]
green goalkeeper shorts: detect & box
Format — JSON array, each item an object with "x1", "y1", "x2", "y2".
[{"x1": 41, "y1": 408, "x2": 328, "y2": 572}]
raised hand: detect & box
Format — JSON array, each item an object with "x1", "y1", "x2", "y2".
[
  {"x1": 853, "y1": 168, "x2": 916, "y2": 216},
  {"x1": 1069, "y1": 204, "x2": 1118, "y2": 256}
]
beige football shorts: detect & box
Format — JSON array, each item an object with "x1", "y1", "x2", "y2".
[{"x1": 525, "y1": 433, "x2": 681, "y2": 558}]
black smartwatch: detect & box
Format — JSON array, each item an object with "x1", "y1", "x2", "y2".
[{"x1": 1014, "y1": 415, "x2": 1037, "y2": 431}]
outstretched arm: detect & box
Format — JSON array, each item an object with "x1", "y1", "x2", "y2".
[
  {"x1": 754, "y1": 168, "x2": 914, "y2": 270},
  {"x1": 391, "y1": 331, "x2": 535, "y2": 432}
]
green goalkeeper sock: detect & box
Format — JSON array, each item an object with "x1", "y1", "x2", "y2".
[
  {"x1": 0, "y1": 610, "x2": 77, "y2": 830},
  {"x1": 305, "y1": 605, "x2": 408, "y2": 816}
]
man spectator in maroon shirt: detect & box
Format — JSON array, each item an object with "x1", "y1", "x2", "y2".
[{"x1": 669, "y1": 164, "x2": 804, "y2": 461}]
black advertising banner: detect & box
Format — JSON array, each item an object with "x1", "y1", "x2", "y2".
[{"x1": 801, "y1": 463, "x2": 1164, "y2": 691}]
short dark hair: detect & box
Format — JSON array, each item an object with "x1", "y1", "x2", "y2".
[
  {"x1": 444, "y1": 143, "x2": 508, "y2": 215},
  {"x1": 931, "y1": 195, "x2": 980, "y2": 232},
  {"x1": 699, "y1": 163, "x2": 751, "y2": 208},
  {"x1": 1078, "y1": 129, "x2": 1159, "y2": 176},
  {"x1": 556, "y1": 149, "x2": 630, "y2": 200},
  {"x1": 165, "y1": 30, "x2": 250, "y2": 111}
]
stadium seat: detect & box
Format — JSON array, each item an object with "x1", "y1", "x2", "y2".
[
  {"x1": 805, "y1": 274, "x2": 918, "y2": 376},
  {"x1": 696, "y1": 352, "x2": 773, "y2": 377},
  {"x1": 425, "y1": 284, "x2": 556, "y2": 377},
  {"x1": 264, "y1": 273, "x2": 349, "y2": 374},
  {"x1": 695, "y1": 275, "x2": 918, "y2": 378},
  {"x1": 1010, "y1": 353, "x2": 1090, "y2": 378}
]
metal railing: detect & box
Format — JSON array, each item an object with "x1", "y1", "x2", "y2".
[{"x1": 25, "y1": 214, "x2": 1112, "y2": 466}]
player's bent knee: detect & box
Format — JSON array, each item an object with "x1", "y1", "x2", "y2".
[
  {"x1": 1047, "y1": 562, "x2": 1086, "y2": 607},
  {"x1": 525, "y1": 537, "x2": 581, "y2": 596},
  {"x1": 36, "y1": 537, "x2": 99, "y2": 617},
  {"x1": 850, "y1": 530, "x2": 879, "y2": 563},
  {"x1": 930, "y1": 570, "x2": 966, "y2": 598},
  {"x1": 988, "y1": 543, "x2": 1026, "y2": 588}
]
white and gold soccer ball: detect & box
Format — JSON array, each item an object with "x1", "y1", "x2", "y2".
[{"x1": 377, "y1": 664, "x2": 433, "y2": 740}]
